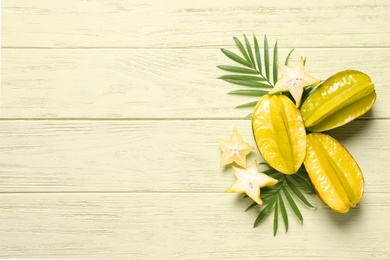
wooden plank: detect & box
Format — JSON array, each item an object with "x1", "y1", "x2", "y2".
[
  {"x1": 1, "y1": 119, "x2": 388, "y2": 193},
  {"x1": 2, "y1": 0, "x2": 389, "y2": 48},
  {"x1": 1, "y1": 48, "x2": 388, "y2": 119},
  {"x1": 0, "y1": 193, "x2": 389, "y2": 258}
]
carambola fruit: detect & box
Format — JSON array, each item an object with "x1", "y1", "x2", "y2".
[
  {"x1": 252, "y1": 94, "x2": 306, "y2": 174},
  {"x1": 300, "y1": 70, "x2": 376, "y2": 132},
  {"x1": 304, "y1": 133, "x2": 364, "y2": 213}
]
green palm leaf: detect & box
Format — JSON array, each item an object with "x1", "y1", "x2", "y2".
[
  {"x1": 246, "y1": 163, "x2": 315, "y2": 235},
  {"x1": 218, "y1": 34, "x2": 295, "y2": 112}
]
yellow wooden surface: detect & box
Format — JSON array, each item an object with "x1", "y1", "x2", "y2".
[{"x1": 1, "y1": 0, "x2": 390, "y2": 259}]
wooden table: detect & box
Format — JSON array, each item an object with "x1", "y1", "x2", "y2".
[{"x1": 1, "y1": 1, "x2": 389, "y2": 258}]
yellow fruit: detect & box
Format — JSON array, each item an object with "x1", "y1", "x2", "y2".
[
  {"x1": 252, "y1": 94, "x2": 306, "y2": 174},
  {"x1": 304, "y1": 133, "x2": 364, "y2": 213},
  {"x1": 300, "y1": 70, "x2": 376, "y2": 132}
]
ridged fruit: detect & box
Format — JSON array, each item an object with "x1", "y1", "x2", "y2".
[
  {"x1": 252, "y1": 94, "x2": 306, "y2": 174},
  {"x1": 300, "y1": 70, "x2": 376, "y2": 132},
  {"x1": 304, "y1": 133, "x2": 364, "y2": 213}
]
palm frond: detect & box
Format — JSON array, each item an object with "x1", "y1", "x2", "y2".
[
  {"x1": 247, "y1": 164, "x2": 315, "y2": 235},
  {"x1": 218, "y1": 34, "x2": 293, "y2": 115}
]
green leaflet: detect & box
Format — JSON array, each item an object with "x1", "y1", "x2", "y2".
[
  {"x1": 278, "y1": 193, "x2": 288, "y2": 233},
  {"x1": 273, "y1": 198, "x2": 279, "y2": 236},
  {"x1": 244, "y1": 34, "x2": 256, "y2": 67},
  {"x1": 254, "y1": 34, "x2": 262, "y2": 73},
  {"x1": 262, "y1": 192, "x2": 278, "y2": 203},
  {"x1": 261, "y1": 181, "x2": 283, "y2": 193},
  {"x1": 262, "y1": 168, "x2": 280, "y2": 175},
  {"x1": 235, "y1": 101, "x2": 258, "y2": 109},
  {"x1": 244, "y1": 112, "x2": 253, "y2": 119},
  {"x1": 286, "y1": 177, "x2": 316, "y2": 208},
  {"x1": 254, "y1": 197, "x2": 276, "y2": 228},
  {"x1": 223, "y1": 79, "x2": 271, "y2": 88},
  {"x1": 245, "y1": 202, "x2": 258, "y2": 212},
  {"x1": 264, "y1": 35, "x2": 270, "y2": 81},
  {"x1": 291, "y1": 173, "x2": 316, "y2": 194},
  {"x1": 285, "y1": 48, "x2": 295, "y2": 65},
  {"x1": 273, "y1": 40, "x2": 278, "y2": 85},
  {"x1": 234, "y1": 37, "x2": 253, "y2": 67},
  {"x1": 217, "y1": 65, "x2": 258, "y2": 74},
  {"x1": 268, "y1": 173, "x2": 286, "y2": 180},
  {"x1": 228, "y1": 89, "x2": 269, "y2": 96},
  {"x1": 219, "y1": 75, "x2": 267, "y2": 82},
  {"x1": 221, "y1": 48, "x2": 252, "y2": 67},
  {"x1": 282, "y1": 185, "x2": 303, "y2": 222}
]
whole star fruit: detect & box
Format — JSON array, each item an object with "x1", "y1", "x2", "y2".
[
  {"x1": 300, "y1": 70, "x2": 376, "y2": 132},
  {"x1": 304, "y1": 133, "x2": 364, "y2": 213},
  {"x1": 252, "y1": 94, "x2": 306, "y2": 175}
]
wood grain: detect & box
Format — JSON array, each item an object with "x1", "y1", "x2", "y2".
[
  {"x1": 2, "y1": 0, "x2": 390, "y2": 258},
  {"x1": 1, "y1": 119, "x2": 388, "y2": 193},
  {"x1": 2, "y1": 0, "x2": 389, "y2": 48},
  {"x1": 1, "y1": 48, "x2": 389, "y2": 119},
  {"x1": 0, "y1": 193, "x2": 389, "y2": 259}
]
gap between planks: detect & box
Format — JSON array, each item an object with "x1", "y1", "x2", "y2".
[
  {"x1": 0, "y1": 191, "x2": 231, "y2": 194},
  {"x1": 0, "y1": 191, "x2": 388, "y2": 195},
  {"x1": 0, "y1": 118, "x2": 388, "y2": 121},
  {"x1": 2, "y1": 46, "x2": 390, "y2": 50}
]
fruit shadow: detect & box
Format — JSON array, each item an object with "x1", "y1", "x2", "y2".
[
  {"x1": 323, "y1": 197, "x2": 365, "y2": 229},
  {"x1": 311, "y1": 112, "x2": 374, "y2": 228},
  {"x1": 320, "y1": 110, "x2": 375, "y2": 143}
]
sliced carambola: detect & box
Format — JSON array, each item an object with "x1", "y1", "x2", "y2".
[
  {"x1": 304, "y1": 133, "x2": 364, "y2": 213},
  {"x1": 300, "y1": 70, "x2": 376, "y2": 132},
  {"x1": 252, "y1": 94, "x2": 306, "y2": 174}
]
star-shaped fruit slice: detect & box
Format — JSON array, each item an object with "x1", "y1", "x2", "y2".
[
  {"x1": 226, "y1": 161, "x2": 278, "y2": 205},
  {"x1": 218, "y1": 128, "x2": 254, "y2": 168},
  {"x1": 269, "y1": 57, "x2": 320, "y2": 107}
]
